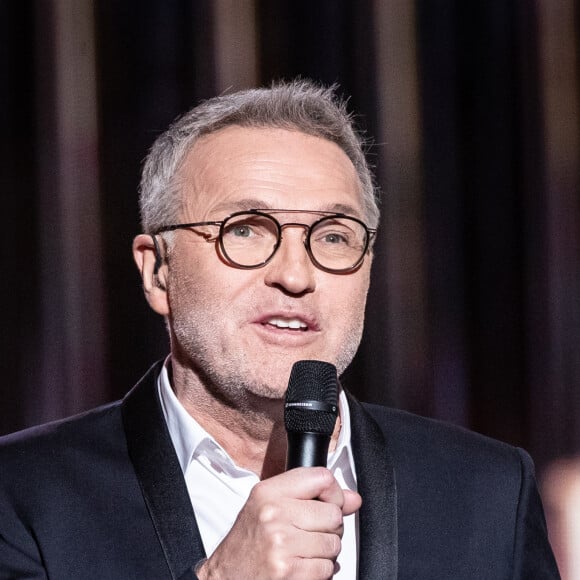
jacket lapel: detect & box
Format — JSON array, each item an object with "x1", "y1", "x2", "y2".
[
  {"x1": 348, "y1": 393, "x2": 398, "y2": 579},
  {"x1": 121, "y1": 365, "x2": 397, "y2": 578},
  {"x1": 122, "y1": 363, "x2": 206, "y2": 579}
]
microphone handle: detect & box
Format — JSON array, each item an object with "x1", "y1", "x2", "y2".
[{"x1": 286, "y1": 431, "x2": 331, "y2": 470}]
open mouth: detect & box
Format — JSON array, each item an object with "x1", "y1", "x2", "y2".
[{"x1": 263, "y1": 317, "x2": 309, "y2": 331}]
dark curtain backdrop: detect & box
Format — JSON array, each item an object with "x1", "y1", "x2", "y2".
[{"x1": 2, "y1": 1, "x2": 579, "y2": 478}]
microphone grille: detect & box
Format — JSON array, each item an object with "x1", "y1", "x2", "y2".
[{"x1": 284, "y1": 360, "x2": 338, "y2": 435}]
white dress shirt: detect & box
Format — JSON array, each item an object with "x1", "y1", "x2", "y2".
[{"x1": 158, "y1": 361, "x2": 359, "y2": 578}]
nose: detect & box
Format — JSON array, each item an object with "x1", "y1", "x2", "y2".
[{"x1": 263, "y1": 227, "x2": 316, "y2": 295}]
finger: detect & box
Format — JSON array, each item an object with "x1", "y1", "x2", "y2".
[
  {"x1": 342, "y1": 489, "x2": 362, "y2": 516},
  {"x1": 289, "y1": 529, "x2": 342, "y2": 560},
  {"x1": 314, "y1": 471, "x2": 348, "y2": 507},
  {"x1": 285, "y1": 556, "x2": 337, "y2": 580},
  {"x1": 291, "y1": 499, "x2": 344, "y2": 534},
  {"x1": 291, "y1": 491, "x2": 361, "y2": 536},
  {"x1": 260, "y1": 467, "x2": 341, "y2": 502}
]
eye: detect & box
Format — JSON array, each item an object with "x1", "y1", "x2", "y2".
[
  {"x1": 321, "y1": 232, "x2": 349, "y2": 245},
  {"x1": 222, "y1": 214, "x2": 277, "y2": 242},
  {"x1": 230, "y1": 224, "x2": 254, "y2": 238},
  {"x1": 223, "y1": 221, "x2": 261, "y2": 239},
  {"x1": 313, "y1": 223, "x2": 354, "y2": 246}
]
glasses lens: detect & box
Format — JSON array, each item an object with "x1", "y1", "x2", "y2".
[
  {"x1": 309, "y1": 216, "x2": 368, "y2": 271},
  {"x1": 221, "y1": 212, "x2": 279, "y2": 267}
]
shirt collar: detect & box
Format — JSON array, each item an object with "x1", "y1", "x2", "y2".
[
  {"x1": 158, "y1": 357, "x2": 356, "y2": 480},
  {"x1": 328, "y1": 387, "x2": 356, "y2": 480},
  {"x1": 158, "y1": 358, "x2": 210, "y2": 474}
]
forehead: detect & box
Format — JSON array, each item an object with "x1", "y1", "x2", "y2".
[{"x1": 176, "y1": 126, "x2": 364, "y2": 218}]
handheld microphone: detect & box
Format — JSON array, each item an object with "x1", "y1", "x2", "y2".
[{"x1": 284, "y1": 360, "x2": 339, "y2": 470}]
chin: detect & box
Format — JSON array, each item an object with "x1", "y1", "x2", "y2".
[{"x1": 246, "y1": 375, "x2": 288, "y2": 399}]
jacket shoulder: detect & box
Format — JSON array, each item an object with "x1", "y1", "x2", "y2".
[
  {"x1": 354, "y1": 402, "x2": 560, "y2": 578},
  {"x1": 0, "y1": 400, "x2": 124, "y2": 475},
  {"x1": 360, "y1": 401, "x2": 526, "y2": 471}
]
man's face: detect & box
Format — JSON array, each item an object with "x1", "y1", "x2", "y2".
[{"x1": 164, "y1": 126, "x2": 372, "y2": 401}]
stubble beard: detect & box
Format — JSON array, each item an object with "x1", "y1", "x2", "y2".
[
  {"x1": 167, "y1": 263, "x2": 368, "y2": 411},
  {"x1": 170, "y1": 313, "x2": 364, "y2": 413}
]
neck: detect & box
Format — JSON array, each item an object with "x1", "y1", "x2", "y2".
[
  {"x1": 168, "y1": 356, "x2": 341, "y2": 479},
  {"x1": 170, "y1": 357, "x2": 288, "y2": 477}
]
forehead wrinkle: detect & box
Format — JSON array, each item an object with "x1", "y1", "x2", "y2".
[
  {"x1": 186, "y1": 126, "x2": 358, "y2": 188},
  {"x1": 201, "y1": 199, "x2": 364, "y2": 221},
  {"x1": 176, "y1": 126, "x2": 365, "y2": 220},
  {"x1": 177, "y1": 143, "x2": 235, "y2": 219},
  {"x1": 241, "y1": 149, "x2": 357, "y2": 192}
]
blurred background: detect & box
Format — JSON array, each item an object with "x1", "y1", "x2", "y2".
[{"x1": 1, "y1": 0, "x2": 579, "y2": 574}]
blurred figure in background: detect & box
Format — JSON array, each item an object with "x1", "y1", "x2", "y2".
[{"x1": 543, "y1": 458, "x2": 580, "y2": 579}]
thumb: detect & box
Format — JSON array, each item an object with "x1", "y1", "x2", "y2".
[{"x1": 342, "y1": 489, "x2": 362, "y2": 516}]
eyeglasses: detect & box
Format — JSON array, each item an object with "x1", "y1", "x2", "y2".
[{"x1": 154, "y1": 209, "x2": 377, "y2": 273}]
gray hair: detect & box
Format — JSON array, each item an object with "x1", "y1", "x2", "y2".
[{"x1": 139, "y1": 79, "x2": 380, "y2": 233}]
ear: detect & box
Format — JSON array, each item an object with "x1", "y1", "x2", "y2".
[{"x1": 132, "y1": 234, "x2": 170, "y2": 316}]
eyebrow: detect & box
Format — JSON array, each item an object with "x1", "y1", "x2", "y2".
[
  {"x1": 210, "y1": 198, "x2": 270, "y2": 214},
  {"x1": 209, "y1": 198, "x2": 363, "y2": 218}
]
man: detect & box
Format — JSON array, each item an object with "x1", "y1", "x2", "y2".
[{"x1": 0, "y1": 80, "x2": 559, "y2": 579}]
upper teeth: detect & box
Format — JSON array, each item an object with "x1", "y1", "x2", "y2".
[{"x1": 268, "y1": 318, "x2": 308, "y2": 329}]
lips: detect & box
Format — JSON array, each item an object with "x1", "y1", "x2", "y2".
[
  {"x1": 265, "y1": 317, "x2": 308, "y2": 330},
  {"x1": 255, "y1": 311, "x2": 320, "y2": 332}
]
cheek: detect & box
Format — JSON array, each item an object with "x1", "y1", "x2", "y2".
[
  {"x1": 166, "y1": 253, "x2": 254, "y2": 317},
  {"x1": 327, "y1": 275, "x2": 370, "y2": 330},
  {"x1": 348, "y1": 278, "x2": 371, "y2": 328},
  {"x1": 165, "y1": 255, "x2": 208, "y2": 314},
  {"x1": 346, "y1": 268, "x2": 371, "y2": 308}
]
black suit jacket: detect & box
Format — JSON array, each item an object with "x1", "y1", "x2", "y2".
[{"x1": 0, "y1": 362, "x2": 559, "y2": 579}]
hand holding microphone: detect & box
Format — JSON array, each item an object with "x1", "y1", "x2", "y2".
[{"x1": 196, "y1": 361, "x2": 361, "y2": 580}]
